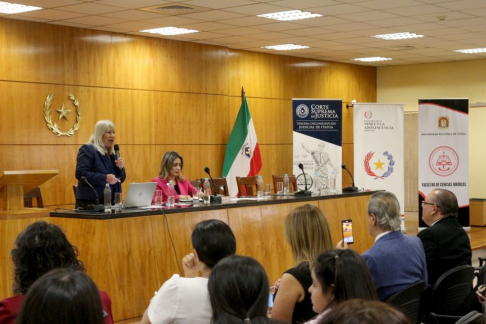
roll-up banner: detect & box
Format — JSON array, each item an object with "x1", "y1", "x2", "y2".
[
  {"x1": 292, "y1": 99, "x2": 342, "y2": 191},
  {"x1": 418, "y1": 99, "x2": 469, "y2": 228},
  {"x1": 353, "y1": 103, "x2": 405, "y2": 216}
]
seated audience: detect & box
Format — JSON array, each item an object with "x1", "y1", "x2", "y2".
[
  {"x1": 316, "y1": 299, "x2": 411, "y2": 324},
  {"x1": 16, "y1": 268, "x2": 105, "y2": 324},
  {"x1": 306, "y1": 249, "x2": 377, "y2": 323},
  {"x1": 141, "y1": 219, "x2": 236, "y2": 324},
  {"x1": 272, "y1": 204, "x2": 333, "y2": 324},
  {"x1": 0, "y1": 221, "x2": 113, "y2": 324},
  {"x1": 338, "y1": 191, "x2": 427, "y2": 300},
  {"x1": 208, "y1": 255, "x2": 286, "y2": 324}
]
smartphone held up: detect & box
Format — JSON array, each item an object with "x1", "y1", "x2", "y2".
[{"x1": 341, "y1": 219, "x2": 354, "y2": 245}]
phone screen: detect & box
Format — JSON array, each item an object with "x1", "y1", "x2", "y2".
[{"x1": 341, "y1": 219, "x2": 354, "y2": 245}]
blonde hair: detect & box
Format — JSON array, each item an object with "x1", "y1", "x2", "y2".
[
  {"x1": 285, "y1": 204, "x2": 333, "y2": 269},
  {"x1": 158, "y1": 151, "x2": 185, "y2": 182},
  {"x1": 87, "y1": 120, "x2": 115, "y2": 155}
]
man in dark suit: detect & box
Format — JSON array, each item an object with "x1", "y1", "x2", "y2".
[{"x1": 418, "y1": 188, "x2": 472, "y2": 286}]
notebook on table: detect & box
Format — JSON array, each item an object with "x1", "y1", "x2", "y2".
[{"x1": 122, "y1": 182, "x2": 157, "y2": 209}]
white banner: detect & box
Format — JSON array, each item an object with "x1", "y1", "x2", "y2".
[{"x1": 354, "y1": 103, "x2": 405, "y2": 215}]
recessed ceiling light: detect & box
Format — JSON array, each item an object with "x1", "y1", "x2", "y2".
[
  {"x1": 257, "y1": 10, "x2": 322, "y2": 21},
  {"x1": 262, "y1": 44, "x2": 310, "y2": 51},
  {"x1": 140, "y1": 27, "x2": 199, "y2": 36},
  {"x1": 454, "y1": 48, "x2": 486, "y2": 54},
  {"x1": 0, "y1": 1, "x2": 42, "y2": 14},
  {"x1": 352, "y1": 57, "x2": 392, "y2": 62},
  {"x1": 371, "y1": 32, "x2": 424, "y2": 40}
]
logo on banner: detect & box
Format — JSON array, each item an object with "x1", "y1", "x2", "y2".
[
  {"x1": 438, "y1": 116, "x2": 449, "y2": 129},
  {"x1": 364, "y1": 151, "x2": 395, "y2": 180},
  {"x1": 364, "y1": 111, "x2": 372, "y2": 119},
  {"x1": 429, "y1": 146, "x2": 459, "y2": 176},
  {"x1": 296, "y1": 104, "x2": 309, "y2": 118}
]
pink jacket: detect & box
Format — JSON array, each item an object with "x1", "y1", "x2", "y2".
[{"x1": 151, "y1": 177, "x2": 196, "y2": 203}]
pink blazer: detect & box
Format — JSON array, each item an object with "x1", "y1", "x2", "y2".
[{"x1": 151, "y1": 177, "x2": 196, "y2": 203}]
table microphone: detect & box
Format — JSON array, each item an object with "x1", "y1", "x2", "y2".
[
  {"x1": 341, "y1": 164, "x2": 359, "y2": 192},
  {"x1": 204, "y1": 167, "x2": 222, "y2": 203},
  {"x1": 294, "y1": 163, "x2": 312, "y2": 196},
  {"x1": 79, "y1": 176, "x2": 104, "y2": 211}
]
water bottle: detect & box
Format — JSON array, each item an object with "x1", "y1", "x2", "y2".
[
  {"x1": 328, "y1": 170, "x2": 336, "y2": 194},
  {"x1": 103, "y1": 183, "x2": 111, "y2": 212},
  {"x1": 167, "y1": 180, "x2": 175, "y2": 207},
  {"x1": 257, "y1": 175, "x2": 264, "y2": 199},
  {"x1": 203, "y1": 178, "x2": 211, "y2": 205},
  {"x1": 283, "y1": 174, "x2": 290, "y2": 196}
]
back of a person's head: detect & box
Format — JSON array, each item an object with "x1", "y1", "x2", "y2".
[
  {"x1": 317, "y1": 299, "x2": 411, "y2": 324},
  {"x1": 367, "y1": 191, "x2": 401, "y2": 231},
  {"x1": 285, "y1": 204, "x2": 333, "y2": 267},
  {"x1": 208, "y1": 256, "x2": 271, "y2": 324},
  {"x1": 191, "y1": 219, "x2": 236, "y2": 269},
  {"x1": 431, "y1": 188, "x2": 458, "y2": 218},
  {"x1": 16, "y1": 268, "x2": 104, "y2": 324},
  {"x1": 313, "y1": 249, "x2": 377, "y2": 303},
  {"x1": 11, "y1": 221, "x2": 85, "y2": 294}
]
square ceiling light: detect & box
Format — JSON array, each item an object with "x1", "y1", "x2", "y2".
[
  {"x1": 371, "y1": 32, "x2": 424, "y2": 40},
  {"x1": 0, "y1": 1, "x2": 42, "y2": 14},
  {"x1": 352, "y1": 57, "x2": 392, "y2": 62},
  {"x1": 262, "y1": 44, "x2": 310, "y2": 51},
  {"x1": 140, "y1": 27, "x2": 199, "y2": 36},
  {"x1": 454, "y1": 48, "x2": 486, "y2": 54},
  {"x1": 257, "y1": 10, "x2": 322, "y2": 21}
]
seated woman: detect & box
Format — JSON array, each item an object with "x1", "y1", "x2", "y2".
[
  {"x1": 141, "y1": 219, "x2": 236, "y2": 324},
  {"x1": 0, "y1": 221, "x2": 113, "y2": 324},
  {"x1": 272, "y1": 204, "x2": 333, "y2": 324},
  {"x1": 306, "y1": 249, "x2": 377, "y2": 323},
  {"x1": 152, "y1": 151, "x2": 196, "y2": 203},
  {"x1": 208, "y1": 255, "x2": 286, "y2": 324},
  {"x1": 16, "y1": 268, "x2": 105, "y2": 324}
]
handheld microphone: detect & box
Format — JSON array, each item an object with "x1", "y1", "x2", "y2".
[
  {"x1": 79, "y1": 176, "x2": 104, "y2": 211},
  {"x1": 204, "y1": 167, "x2": 222, "y2": 203},
  {"x1": 294, "y1": 163, "x2": 312, "y2": 196},
  {"x1": 341, "y1": 164, "x2": 358, "y2": 192},
  {"x1": 114, "y1": 144, "x2": 120, "y2": 160}
]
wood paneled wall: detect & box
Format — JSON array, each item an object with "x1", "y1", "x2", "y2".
[{"x1": 0, "y1": 17, "x2": 376, "y2": 208}]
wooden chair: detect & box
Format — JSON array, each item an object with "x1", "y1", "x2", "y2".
[
  {"x1": 200, "y1": 177, "x2": 229, "y2": 196},
  {"x1": 189, "y1": 179, "x2": 202, "y2": 189},
  {"x1": 236, "y1": 176, "x2": 258, "y2": 196},
  {"x1": 24, "y1": 187, "x2": 44, "y2": 208},
  {"x1": 272, "y1": 174, "x2": 298, "y2": 193},
  {"x1": 385, "y1": 280, "x2": 425, "y2": 324}
]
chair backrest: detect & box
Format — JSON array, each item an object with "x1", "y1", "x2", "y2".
[
  {"x1": 455, "y1": 311, "x2": 485, "y2": 324},
  {"x1": 24, "y1": 187, "x2": 44, "y2": 208},
  {"x1": 385, "y1": 280, "x2": 425, "y2": 324},
  {"x1": 431, "y1": 265, "x2": 475, "y2": 315},
  {"x1": 200, "y1": 178, "x2": 229, "y2": 196},
  {"x1": 73, "y1": 184, "x2": 77, "y2": 199},
  {"x1": 236, "y1": 176, "x2": 257, "y2": 196},
  {"x1": 272, "y1": 174, "x2": 298, "y2": 193},
  {"x1": 189, "y1": 179, "x2": 202, "y2": 189}
]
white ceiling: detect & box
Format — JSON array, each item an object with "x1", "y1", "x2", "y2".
[{"x1": 4, "y1": 0, "x2": 486, "y2": 66}]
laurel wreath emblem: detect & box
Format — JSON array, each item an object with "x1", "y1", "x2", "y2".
[
  {"x1": 364, "y1": 151, "x2": 395, "y2": 180},
  {"x1": 44, "y1": 94, "x2": 82, "y2": 137}
]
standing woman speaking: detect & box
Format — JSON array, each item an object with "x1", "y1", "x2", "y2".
[{"x1": 75, "y1": 120, "x2": 126, "y2": 209}]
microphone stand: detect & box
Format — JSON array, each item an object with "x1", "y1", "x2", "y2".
[
  {"x1": 295, "y1": 166, "x2": 312, "y2": 196},
  {"x1": 342, "y1": 165, "x2": 359, "y2": 192},
  {"x1": 79, "y1": 177, "x2": 104, "y2": 211},
  {"x1": 204, "y1": 168, "x2": 222, "y2": 203}
]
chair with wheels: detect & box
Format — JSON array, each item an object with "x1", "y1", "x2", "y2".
[{"x1": 385, "y1": 280, "x2": 425, "y2": 324}]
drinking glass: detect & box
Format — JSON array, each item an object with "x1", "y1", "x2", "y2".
[
  {"x1": 154, "y1": 190, "x2": 163, "y2": 206},
  {"x1": 264, "y1": 184, "x2": 271, "y2": 200},
  {"x1": 114, "y1": 192, "x2": 122, "y2": 212},
  {"x1": 277, "y1": 182, "x2": 283, "y2": 195},
  {"x1": 192, "y1": 187, "x2": 200, "y2": 206}
]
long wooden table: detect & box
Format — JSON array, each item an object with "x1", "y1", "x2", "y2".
[{"x1": 1, "y1": 192, "x2": 374, "y2": 322}]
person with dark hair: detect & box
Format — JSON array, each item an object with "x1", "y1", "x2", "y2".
[
  {"x1": 141, "y1": 219, "x2": 237, "y2": 324},
  {"x1": 16, "y1": 268, "x2": 105, "y2": 324},
  {"x1": 316, "y1": 299, "x2": 411, "y2": 324},
  {"x1": 0, "y1": 221, "x2": 113, "y2": 324},
  {"x1": 208, "y1": 255, "x2": 285, "y2": 324},
  {"x1": 306, "y1": 249, "x2": 377, "y2": 323}
]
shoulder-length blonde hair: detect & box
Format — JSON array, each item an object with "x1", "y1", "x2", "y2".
[
  {"x1": 87, "y1": 120, "x2": 115, "y2": 155},
  {"x1": 158, "y1": 151, "x2": 185, "y2": 182},
  {"x1": 285, "y1": 204, "x2": 333, "y2": 270}
]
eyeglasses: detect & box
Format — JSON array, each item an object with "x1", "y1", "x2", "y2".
[{"x1": 421, "y1": 201, "x2": 436, "y2": 208}]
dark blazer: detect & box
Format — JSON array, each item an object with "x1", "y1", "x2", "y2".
[
  {"x1": 75, "y1": 144, "x2": 126, "y2": 204},
  {"x1": 417, "y1": 216, "x2": 472, "y2": 286}
]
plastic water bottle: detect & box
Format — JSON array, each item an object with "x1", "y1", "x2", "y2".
[
  {"x1": 257, "y1": 175, "x2": 264, "y2": 199},
  {"x1": 167, "y1": 181, "x2": 175, "y2": 207},
  {"x1": 203, "y1": 178, "x2": 211, "y2": 205},
  {"x1": 103, "y1": 183, "x2": 111, "y2": 212},
  {"x1": 283, "y1": 174, "x2": 290, "y2": 196}
]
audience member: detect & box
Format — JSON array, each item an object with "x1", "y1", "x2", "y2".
[
  {"x1": 272, "y1": 204, "x2": 333, "y2": 324},
  {"x1": 306, "y1": 249, "x2": 377, "y2": 323},
  {"x1": 16, "y1": 268, "x2": 105, "y2": 324},
  {"x1": 141, "y1": 219, "x2": 236, "y2": 324},
  {"x1": 208, "y1": 255, "x2": 286, "y2": 324},
  {"x1": 316, "y1": 299, "x2": 411, "y2": 324},
  {"x1": 0, "y1": 221, "x2": 113, "y2": 324},
  {"x1": 338, "y1": 191, "x2": 427, "y2": 300}
]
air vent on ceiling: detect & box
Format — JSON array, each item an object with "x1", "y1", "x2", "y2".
[
  {"x1": 157, "y1": 5, "x2": 194, "y2": 10},
  {"x1": 141, "y1": 4, "x2": 210, "y2": 15},
  {"x1": 392, "y1": 45, "x2": 416, "y2": 51}
]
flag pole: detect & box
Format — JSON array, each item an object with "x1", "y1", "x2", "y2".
[{"x1": 241, "y1": 87, "x2": 245, "y2": 103}]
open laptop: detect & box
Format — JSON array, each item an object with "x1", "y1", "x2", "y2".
[{"x1": 123, "y1": 182, "x2": 157, "y2": 209}]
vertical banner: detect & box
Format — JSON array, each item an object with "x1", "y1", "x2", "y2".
[
  {"x1": 292, "y1": 99, "x2": 342, "y2": 191},
  {"x1": 418, "y1": 99, "x2": 469, "y2": 228},
  {"x1": 353, "y1": 103, "x2": 405, "y2": 215}
]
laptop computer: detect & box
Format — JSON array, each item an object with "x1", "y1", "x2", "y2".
[{"x1": 123, "y1": 182, "x2": 157, "y2": 209}]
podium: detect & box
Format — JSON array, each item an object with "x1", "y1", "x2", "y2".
[{"x1": 0, "y1": 170, "x2": 59, "y2": 219}]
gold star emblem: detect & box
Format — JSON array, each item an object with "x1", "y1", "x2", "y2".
[
  {"x1": 56, "y1": 104, "x2": 71, "y2": 120},
  {"x1": 374, "y1": 159, "x2": 385, "y2": 170}
]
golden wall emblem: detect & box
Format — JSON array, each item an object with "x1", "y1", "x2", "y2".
[{"x1": 44, "y1": 94, "x2": 82, "y2": 136}]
